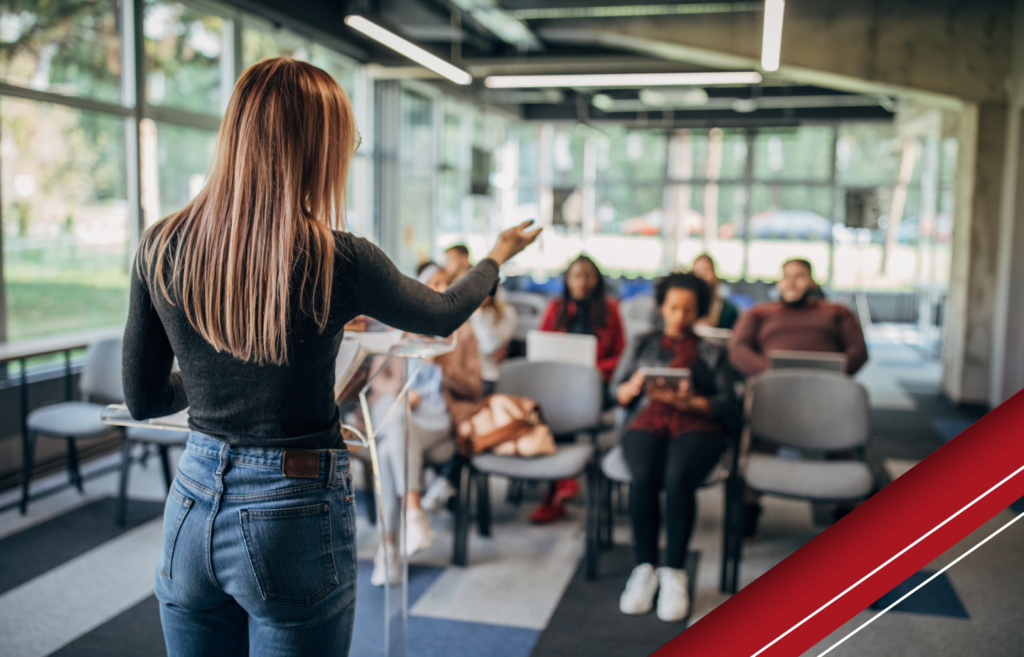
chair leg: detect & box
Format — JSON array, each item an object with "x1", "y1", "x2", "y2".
[
  {"x1": 20, "y1": 430, "x2": 36, "y2": 515},
  {"x1": 158, "y1": 444, "x2": 173, "y2": 492},
  {"x1": 476, "y1": 471, "x2": 491, "y2": 538},
  {"x1": 66, "y1": 438, "x2": 84, "y2": 493},
  {"x1": 452, "y1": 461, "x2": 472, "y2": 567},
  {"x1": 720, "y1": 473, "x2": 745, "y2": 595},
  {"x1": 584, "y1": 463, "x2": 600, "y2": 580},
  {"x1": 363, "y1": 460, "x2": 377, "y2": 526},
  {"x1": 600, "y1": 474, "x2": 614, "y2": 549},
  {"x1": 116, "y1": 436, "x2": 133, "y2": 526},
  {"x1": 506, "y1": 478, "x2": 523, "y2": 505}
]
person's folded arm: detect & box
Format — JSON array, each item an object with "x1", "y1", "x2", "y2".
[
  {"x1": 727, "y1": 310, "x2": 768, "y2": 377},
  {"x1": 122, "y1": 262, "x2": 188, "y2": 420},
  {"x1": 839, "y1": 307, "x2": 869, "y2": 375},
  {"x1": 354, "y1": 237, "x2": 498, "y2": 338}
]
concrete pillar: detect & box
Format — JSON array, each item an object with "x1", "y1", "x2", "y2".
[
  {"x1": 941, "y1": 103, "x2": 1008, "y2": 404},
  {"x1": 987, "y1": 0, "x2": 1024, "y2": 407}
]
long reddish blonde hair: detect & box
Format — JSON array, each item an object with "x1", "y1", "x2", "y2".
[{"x1": 139, "y1": 58, "x2": 357, "y2": 366}]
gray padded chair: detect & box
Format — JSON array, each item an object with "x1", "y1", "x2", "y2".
[
  {"x1": 455, "y1": 359, "x2": 604, "y2": 578},
  {"x1": 21, "y1": 337, "x2": 126, "y2": 514},
  {"x1": 20, "y1": 335, "x2": 189, "y2": 522},
  {"x1": 505, "y1": 292, "x2": 549, "y2": 342},
  {"x1": 722, "y1": 369, "x2": 873, "y2": 593}
]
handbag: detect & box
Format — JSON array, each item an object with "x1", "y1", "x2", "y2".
[{"x1": 456, "y1": 394, "x2": 556, "y2": 457}]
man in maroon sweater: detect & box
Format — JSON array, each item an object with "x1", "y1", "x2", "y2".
[{"x1": 729, "y1": 259, "x2": 868, "y2": 377}]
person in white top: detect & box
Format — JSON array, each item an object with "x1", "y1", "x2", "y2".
[{"x1": 470, "y1": 287, "x2": 518, "y2": 395}]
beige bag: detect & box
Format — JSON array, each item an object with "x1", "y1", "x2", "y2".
[{"x1": 456, "y1": 394, "x2": 557, "y2": 457}]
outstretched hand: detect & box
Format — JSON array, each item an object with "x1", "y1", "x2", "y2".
[{"x1": 487, "y1": 221, "x2": 543, "y2": 266}]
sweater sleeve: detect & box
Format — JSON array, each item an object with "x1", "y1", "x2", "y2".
[
  {"x1": 351, "y1": 236, "x2": 499, "y2": 338},
  {"x1": 122, "y1": 259, "x2": 188, "y2": 420},
  {"x1": 597, "y1": 300, "x2": 626, "y2": 382},
  {"x1": 838, "y1": 307, "x2": 869, "y2": 374},
  {"x1": 538, "y1": 299, "x2": 560, "y2": 332},
  {"x1": 728, "y1": 307, "x2": 768, "y2": 377}
]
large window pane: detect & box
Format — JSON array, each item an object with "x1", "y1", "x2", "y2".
[
  {"x1": 836, "y1": 122, "x2": 900, "y2": 185},
  {"x1": 668, "y1": 128, "x2": 747, "y2": 182},
  {"x1": 144, "y1": 0, "x2": 226, "y2": 115},
  {"x1": 671, "y1": 183, "x2": 747, "y2": 280},
  {"x1": 746, "y1": 184, "x2": 833, "y2": 281},
  {"x1": 0, "y1": 0, "x2": 123, "y2": 103},
  {"x1": 397, "y1": 89, "x2": 433, "y2": 273},
  {"x1": 596, "y1": 184, "x2": 663, "y2": 235},
  {"x1": 139, "y1": 119, "x2": 216, "y2": 225},
  {"x1": 753, "y1": 126, "x2": 833, "y2": 181},
  {"x1": 597, "y1": 127, "x2": 666, "y2": 181},
  {"x1": 242, "y1": 22, "x2": 308, "y2": 67},
  {"x1": 1, "y1": 97, "x2": 128, "y2": 340}
]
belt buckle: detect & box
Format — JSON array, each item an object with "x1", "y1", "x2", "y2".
[{"x1": 282, "y1": 450, "x2": 320, "y2": 478}]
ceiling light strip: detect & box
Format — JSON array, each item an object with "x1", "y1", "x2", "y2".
[
  {"x1": 512, "y1": 3, "x2": 761, "y2": 21},
  {"x1": 484, "y1": 71, "x2": 762, "y2": 89},
  {"x1": 761, "y1": 0, "x2": 785, "y2": 72},
  {"x1": 344, "y1": 15, "x2": 472, "y2": 85}
]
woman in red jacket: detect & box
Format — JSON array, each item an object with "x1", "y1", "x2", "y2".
[{"x1": 533, "y1": 255, "x2": 625, "y2": 523}]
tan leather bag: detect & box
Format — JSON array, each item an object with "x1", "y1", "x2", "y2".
[{"x1": 456, "y1": 394, "x2": 556, "y2": 457}]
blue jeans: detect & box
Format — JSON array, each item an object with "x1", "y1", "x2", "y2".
[{"x1": 155, "y1": 432, "x2": 357, "y2": 657}]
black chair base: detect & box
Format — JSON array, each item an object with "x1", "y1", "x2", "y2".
[
  {"x1": 20, "y1": 431, "x2": 89, "y2": 516},
  {"x1": 116, "y1": 437, "x2": 178, "y2": 525}
]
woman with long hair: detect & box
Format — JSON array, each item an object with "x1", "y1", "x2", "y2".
[
  {"x1": 532, "y1": 254, "x2": 625, "y2": 523},
  {"x1": 122, "y1": 58, "x2": 539, "y2": 656}
]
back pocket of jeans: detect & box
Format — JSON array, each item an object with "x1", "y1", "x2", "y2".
[
  {"x1": 158, "y1": 486, "x2": 194, "y2": 579},
  {"x1": 239, "y1": 501, "x2": 339, "y2": 606}
]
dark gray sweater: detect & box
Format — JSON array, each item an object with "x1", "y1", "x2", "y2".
[{"x1": 122, "y1": 231, "x2": 499, "y2": 449}]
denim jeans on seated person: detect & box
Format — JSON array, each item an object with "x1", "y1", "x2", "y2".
[{"x1": 155, "y1": 431, "x2": 357, "y2": 657}]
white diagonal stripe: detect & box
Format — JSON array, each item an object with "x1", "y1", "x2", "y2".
[{"x1": 0, "y1": 518, "x2": 163, "y2": 657}]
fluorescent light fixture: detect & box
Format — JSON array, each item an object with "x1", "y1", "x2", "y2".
[
  {"x1": 484, "y1": 71, "x2": 762, "y2": 88},
  {"x1": 761, "y1": 0, "x2": 784, "y2": 72},
  {"x1": 344, "y1": 15, "x2": 472, "y2": 85}
]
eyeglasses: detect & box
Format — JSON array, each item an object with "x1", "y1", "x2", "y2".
[{"x1": 353, "y1": 131, "x2": 362, "y2": 154}]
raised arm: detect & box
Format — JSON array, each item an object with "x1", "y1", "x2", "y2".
[
  {"x1": 355, "y1": 222, "x2": 540, "y2": 337},
  {"x1": 122, "y1": 260, "x2": 188, "y2": 420}
]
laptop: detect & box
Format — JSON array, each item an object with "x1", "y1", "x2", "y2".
[
  {"x1": 526, "y1": 330, "x2": 598, "y2": 369},
  {"x1": 767, "y1": 349, "x2": 847, "y2": 373}
]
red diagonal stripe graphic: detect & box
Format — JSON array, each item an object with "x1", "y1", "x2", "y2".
[{"x1": 655, "y1": 390, "x2": 1024, "y2": 656}]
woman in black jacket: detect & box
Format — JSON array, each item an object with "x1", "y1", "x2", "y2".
[{"x1": 612, "y1": 272, "x2": 739, "y2": 623}]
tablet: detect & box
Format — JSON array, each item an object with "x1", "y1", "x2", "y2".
[{"x1": 639, "y1": 367, "x2": 691, "y2": 389}]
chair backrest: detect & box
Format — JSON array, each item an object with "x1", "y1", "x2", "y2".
[
  {"x1": 505, "y1": 292, "x2": 549, "y2": 317},
  {"x1": 495, "y1": 359, "x2": 603, "y2": 436},
  {"x1": 620, "y1": 295, "x2": 656, "y2": 322},
  {"x1": 748, "y1": 369, "x2": 869, "y2": 451},
  {"x1": 81, "y1": 336, "x2": 125, "y2": 403}
]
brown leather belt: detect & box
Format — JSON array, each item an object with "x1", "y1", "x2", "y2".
[{"x1": 281, "y1": 450, "x2": 320, "y2": 479}]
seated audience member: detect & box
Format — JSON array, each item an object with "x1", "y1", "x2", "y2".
[
  {"x1": 471, "y1": 287, "x2": 518, "y2": 397},
  {"x1": 539, "y1": 255, "x2": 626, "y2": 383},
  {"x1": 691, "y1": 253, "x2": 740, "y2": 330},
  {"x1": 366, "y1": 264, "x2": 483, "y2": 586},
  {"x1": 728, "y1": 258, "x2": 868, "y2": 377},
  {"x1": 445, "y1": 244, "x2": 473, "y2": 281},
  {"x1": 614, "y1": 272, "x2": 739, "y2": 622},
  {"x1": 533, "y1": 255, "x2": 626, "y2": 524}
]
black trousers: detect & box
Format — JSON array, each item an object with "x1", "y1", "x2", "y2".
[{"x1": 622, "y1": 429, "x2": 726, "y2": 569}]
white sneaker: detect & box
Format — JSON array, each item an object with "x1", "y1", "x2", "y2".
[
  {"x1": 406, "y1": 508, "x2": 436, "y2": 554},
  {"x1": 619, "y1": 563, "x2": 659, "y2": 615},
  {"x1": 656, "y1": 567, "x2": 690, "y2": 622},
  {"x1": 421, "y1": 477, "x2": 456, "y2": 512},
  {"x1": 371, "y1": 542, "x2": 400, "y2": 587}
]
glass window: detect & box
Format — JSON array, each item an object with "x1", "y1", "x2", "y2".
[
  {"x1": 397, "y1": 89, "x2": 434, "y2": 273},
  {"x1": 242, "y1": 22, "x2": 308, "y2": 67},
  {"x1": 144, "y1": 0, "x2": 227, "y2": 115},
  {"x1": 0, "y1": 0, "x2": 123, "y2": 104},
  {"x1": 1, "y1": 97, "x2": 129, "y2": 340},
  {"x1": 836, "y1": 122, "x2": 900, "y2": 185},
  {"x1": 746, "y1": 184, "x2": 834, "y2": 281},
  {"x1": 596, "y1": 185, "x2": 663, "y2": 235},
  {"x1": 753, "y1": 126, "x2": 834, "y2": 181},
  {"x1": 139, "y1": 119, "x2": 217, "y2": 225},
  {"x1": 668, "y1": 128, "x2": 747, "y2": 182},
  {"x1": 597, "y1": 126, "x2": 666, "y2": 181}
]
